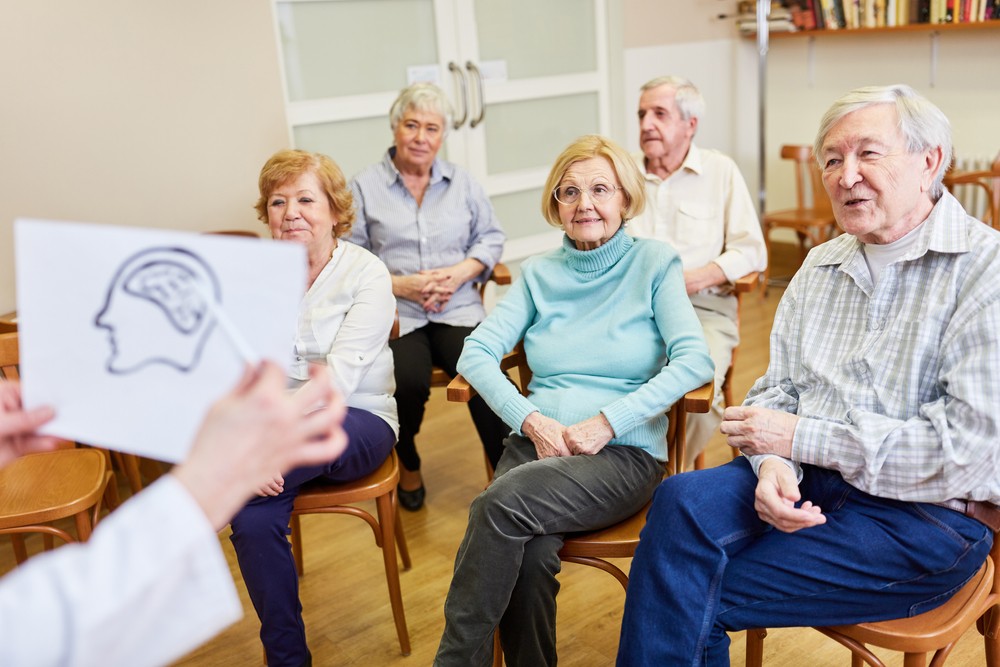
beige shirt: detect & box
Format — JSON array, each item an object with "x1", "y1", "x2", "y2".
[{"x1": 629, "y1": 144, "x2": 766, "y2": 294}]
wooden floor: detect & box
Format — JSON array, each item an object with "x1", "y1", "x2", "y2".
[{"x1": 1, "y1": 245, "x2": 992, "y2": 666}]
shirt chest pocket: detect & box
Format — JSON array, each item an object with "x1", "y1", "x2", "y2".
[{"x1": 670, "y1": 201, "x2": 718, "y2": 248}]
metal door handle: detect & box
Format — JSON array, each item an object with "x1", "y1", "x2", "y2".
[
  {"x1": 466, "y1": 61, "x2": 485, "y2": 128},
  {"x1": 448, "y1": 61, "x2": 468, "y2": 129}
]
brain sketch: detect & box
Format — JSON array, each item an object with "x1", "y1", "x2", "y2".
[
  {"x1": 123, "y1": 261, "x2": 209, "y2": 334},
  {"x1": 95, "y1": 247, "x2": 221, "y2": 374}
]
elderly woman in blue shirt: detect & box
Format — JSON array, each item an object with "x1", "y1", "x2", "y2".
[
  {"x1": 349, "y1": 82, "x2": 508, "y2": 510},
  {"x1": 433, "y1": 135, "x2": 714, "y2": 667}
]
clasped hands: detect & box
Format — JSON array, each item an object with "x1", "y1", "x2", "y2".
[
  {"x1": 521, "y1": 411, "x2": 614, "y2": 459},
  {"x1": 721, "y1": 405, "x2": 824, "y2": 533},
  {"x1": 396, "y1": 269, "x2": 460, "y2": 313}
]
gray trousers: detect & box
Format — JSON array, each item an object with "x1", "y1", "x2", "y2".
[
  {"x1": 685, "y1": 292, "x2": 739, "y2": 468},
  {"x1": 434, "y1": 435, "x2": 663, "y2": 667}
]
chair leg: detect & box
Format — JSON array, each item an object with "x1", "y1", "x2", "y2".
[
  {"x1": 493, "y1": 629, "x2": 503, "y2": 667},
  {"x1": 120, "y1": 453, "x2": 144, "y2": 495},
  {"x1": 744, "y1": 628, "x2": 767, "y2": 667},
  {"x1": 694, "y1": 452, "x2": 706, "y2": 470},
  {"x1": 393, "y1": 494, "x2": 411, "y2": 571},
  {"x1": 903, "y1": 652, "x2": 927, "y2": 667},
  {"x1": 376, "y1": 492, "x2": 411, "y2": 656},
  {"x1": 10, "y1": 535, "x2": 28, "y2": 564}
]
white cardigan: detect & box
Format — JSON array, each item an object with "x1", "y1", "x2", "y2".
[{"x1": 287, "y1": 240, "x2": 399, "y2": 437}]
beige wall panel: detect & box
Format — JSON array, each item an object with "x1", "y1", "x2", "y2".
[{"x1": 0, "y1": 1, "x2": 289, "y2": 311}]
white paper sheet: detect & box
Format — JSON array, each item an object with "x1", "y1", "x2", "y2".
[{"x1": 15, "y1": 219, "x2": 307, "y2": 463}]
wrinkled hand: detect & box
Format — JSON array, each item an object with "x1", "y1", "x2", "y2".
[
  {"x1": 755, "y1": 458, "x2": 825, "y2": 533},
  {"x1": 172, "y1": 362, "x2": 348, "y2": 529},
  {"x1": 418, "y1": 269, "x2": 457, "y2": 313},
  {"x1": 522, "y1": 411, "x2": 571, "y2": 459},
  {"x1": 392, "y1": 273, "x2": 439, "y2": 305},
  {"x1": 721, "y1": 405, "x2": 798, "y2": 459},
  {"x1": 564, "y1": 414, "x2": 615, "y2": 456},
  {"x1": 683, "y1": 262, "x2": 727, "y2": 295},
  {"x1": 0, "y1": 382, "x2": 60, "y2": 468},
  {"x1": 256, "y1": 473, "x2": 285, "y2": 497}
]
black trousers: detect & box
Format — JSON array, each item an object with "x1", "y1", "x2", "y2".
[{"x1": 389, "y1": 322, "x2": 509, "y2": 472}]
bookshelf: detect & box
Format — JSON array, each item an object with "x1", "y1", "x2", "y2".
[{"x1": 767, "y1": 17, "x2": 1000, "y2": 36}]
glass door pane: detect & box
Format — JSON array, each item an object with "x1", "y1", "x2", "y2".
[
  {"x1": 473, "y1": 0, "x2": 596, "y2": 80},
  {"x1": 276, "y1": 0, "x2": 439, "y2": 100}
]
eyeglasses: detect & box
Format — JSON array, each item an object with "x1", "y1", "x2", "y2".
[{"x1": 552, "y1": 183, "x2": 621, "y2": 206}]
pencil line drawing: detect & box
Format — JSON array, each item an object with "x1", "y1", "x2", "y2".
[{"x1": 94, "y1": 247, "x2": 221, "y2": 374}]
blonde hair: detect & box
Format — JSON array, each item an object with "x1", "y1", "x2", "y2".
[
  {"x1": 540, "y1": 135, "x2": 646, "y2": 228},
  {"x1": 254, "y1": 149, "x2": 355, "y2": 238}
]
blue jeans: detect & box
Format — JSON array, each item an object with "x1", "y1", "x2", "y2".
[
  {"x1": 230, "y1": 407, "x2": 396, "y2": 667},
  {"x1": 617, "y1": 457, "x2": 993, "y2": 667},
  {"x1": 435, "y1": 435, "x2": 664, "y2": 667}
]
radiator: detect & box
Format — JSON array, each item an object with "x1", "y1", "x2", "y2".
[{"x1": 951, "y1": 156, "x2": 991, "y2": 221}]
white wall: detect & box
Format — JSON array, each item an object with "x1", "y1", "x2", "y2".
[
  {"x1": 0, "y1": 1, "x2": 288, "y2": 312},
  {"x1": 760, "y1": 31, "x2": 1000, "y2": 210}
]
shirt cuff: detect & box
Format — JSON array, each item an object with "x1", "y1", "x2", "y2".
[{"x1": 502, "y1": 393, "x2": 541, "y2": 435}]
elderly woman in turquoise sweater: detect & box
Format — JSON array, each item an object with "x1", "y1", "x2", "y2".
[{"x1": 434, "y1": 135, "x2": 714, "y2": 667}]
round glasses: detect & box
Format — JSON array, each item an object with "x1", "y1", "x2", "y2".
[{"x1": 552, "y1": 183, "x2": 621, "y2": 206}]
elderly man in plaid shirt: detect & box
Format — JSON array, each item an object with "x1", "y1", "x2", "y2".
[{"x1": 617, "y1": 84, "x2": 1000, "y2": 667}]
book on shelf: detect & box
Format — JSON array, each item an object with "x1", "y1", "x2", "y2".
[{"x1": 743, "y1": 0, "x2": 997, "y2": 32}]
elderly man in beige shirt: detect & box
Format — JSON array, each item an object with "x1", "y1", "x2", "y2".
[{"x1": 629, "y1": 75, "x2": 767, "y2": 468}]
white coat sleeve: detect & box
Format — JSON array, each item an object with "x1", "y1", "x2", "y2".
[{"x1": 0, "y1": 475, "x2": 241, "y2": 667}]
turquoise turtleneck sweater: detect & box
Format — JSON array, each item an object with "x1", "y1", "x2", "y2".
[{"x1": 457, "y1": 227, "x2": 713, "y2": 462}]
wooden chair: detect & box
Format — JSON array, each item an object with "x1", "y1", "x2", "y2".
[
  {"x1": 446, "y1": 346, "x2": 712, "y2": 663},
  {"x1": 0, "y1": 331, "x2": 114, "y2": 567},
  {"x1": 289, "y1": 451, "x2": 412, "y2": 656},
  {"x1": 762, "y1": 145, "x2": 838, "y2": 294},
  {"x1": 285, "y1": 312, "x2": 411, "y2": 656},
  {"x1": 945, "y1": 163, "x2": 1000, "y2": 230},
  {"x1": 693, "y1": 271, "x2": 761, "y2": 471},
  {"x1": 745, "y1": 521, "x2": 1000, "y2": 667}
]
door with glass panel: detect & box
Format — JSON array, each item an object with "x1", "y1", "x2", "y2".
[{"x1": 273, "y1": 0, "x2": 610, "y2": 262}]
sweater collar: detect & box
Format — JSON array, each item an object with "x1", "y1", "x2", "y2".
[{"x1": 561, "y1": 226, "x2": 633, "y2": 274}]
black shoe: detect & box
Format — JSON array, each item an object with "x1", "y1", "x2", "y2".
[{"x1": 398, "y1": 483, "x2": 426, "y2": 511}]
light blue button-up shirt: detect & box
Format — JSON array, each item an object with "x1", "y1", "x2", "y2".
[{"x1": 349, "y1": 149, "x2": 505, "y2": 336}]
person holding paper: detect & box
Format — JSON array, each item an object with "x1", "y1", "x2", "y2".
[
  {"x1": 232, "y1": 149, "x2": 399, "y2": 667},
  {"x1": 349, "y1": 82, "x2": 509, "y2": 511},
  {"x1": 0, "y1": 362, "x2": 349, "y2": 667}
]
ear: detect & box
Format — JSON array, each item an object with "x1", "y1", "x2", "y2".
[
  {"x1": 688, "y1": 116, "x2": 699, "y2": 137},
  {"x1": 920, "y1": 145, "x2": 944, "y2": 193}
]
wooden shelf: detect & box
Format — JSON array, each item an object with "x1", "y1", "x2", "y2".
[{"x1": 762, "y1": 18, "x2": 1000, "y2": 38}]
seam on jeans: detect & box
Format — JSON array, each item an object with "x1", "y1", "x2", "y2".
[{"x1": 695, "y1": 556, "x2": 728, "y2": 667}]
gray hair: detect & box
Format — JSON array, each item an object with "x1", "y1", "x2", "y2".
[
  {"x1": 389, "y1": 82, "x2": 453, "y2": 136},
  {"x1": 640, "y1": 75, "x2": 705, "y2": 123},
  {"x1": 814, "y1": 84, "x2": 953, "y2": 199}
]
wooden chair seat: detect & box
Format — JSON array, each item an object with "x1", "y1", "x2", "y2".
[
  {"x1": 289, "y1": 451, "x2": 412, "y2": 656},
  {"x1": 0, "y1": 448, "x2": 111, "y2": 565},
  {"x1": 817, "y1": 556, "x2": 996, "y2": 664},
  {"x1": 745, "y1": 532, "x2": 1000, "y2": 667}
]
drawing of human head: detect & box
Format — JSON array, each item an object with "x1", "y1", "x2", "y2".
[{"x1": 94, "y1": 247, "x2": 220, "y2": 374}]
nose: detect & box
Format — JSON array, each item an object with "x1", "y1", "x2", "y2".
[
  {"x1": 576, "y1": 189, "x2": 596, "y2": 209},
  {"x1": 285, "y1": 199, "x2": 300, "y2": 219},
  {"x1": 838, "y1": 156, "x2": 863, "y2": 189},
  {"x1": 640, "y1": 114, "x2": 653, "y2": 131}
]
